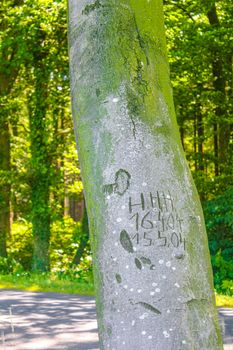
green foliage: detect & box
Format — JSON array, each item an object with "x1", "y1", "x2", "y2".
[
  {"x1": 203, "y1": 187, "x2": 233, "y2": 294},
  {"x1": 7, "y1": 218, "x2": 92, "y2": 274},
  {"x1": 204, "y1": 187, "x2": 233, "y2": 260},
  {"x1": 211, "y1": 252, "x2": 233, "y2": 295},
  {"x1": 50, "y1": 217, "x2": 92, "y2": 274},
  {"x1": 0, "y1": 256, "x2": 23, "y2": 275},
  {"x1": 0, "y1": 271, "x2": 94, "y2": 295},
  {"x1": 8, "y1": 221, "x2": 33, "y2": 270}
]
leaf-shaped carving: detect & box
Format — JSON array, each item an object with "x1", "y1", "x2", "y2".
[
  {"x1": 137, "y1": 302, "x2": 161, "y2": 315},
  {"x1": 135, "y1": 258, "x2": 142, "y2": 270},
  {"x1": 120, "y1": 230, "x2": 134, "y2": 253},
  {"x1": 140, "y1": 257, "x2": 152, "y2": 265},
  {"x1": 115, "y1": 274, "x2": 122, "y2": 284}
]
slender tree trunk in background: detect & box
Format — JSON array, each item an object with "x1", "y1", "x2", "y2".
[
  {"x1": 0, "y1": 115, "x2": 10, "y2": 257},
  {"x1": 195, "y1": 94, "x2": 204, "y2": 173},
  {"x1": 197, "y1": 112, "x2": 204, "y2": 172},
  {"x1": 72, "y1": 204, "x2": 89, "y2": 266},
  {"x1": 207, "y1": 4, "x2": 230, "y2": 175},
  {"x1": 193, "y1": 116, "x2": 197, "y2": 171},
  {"x1": 213, "y1": 122, "x2": 219, "y2": 176},
  {"x1": 69, "y1": 1, "x2": 223, "y2": 349},
  {"x1": 29, "y1": 62, "x2": 51, "y2": 272}
]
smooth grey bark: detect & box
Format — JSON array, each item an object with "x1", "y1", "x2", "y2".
[{"x1": 68, "y1": 1, "x2": 223, "y2": 349}]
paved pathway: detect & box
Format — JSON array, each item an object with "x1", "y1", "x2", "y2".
[{"x1": 0, "y1": 289, "x2": 232, "y2": 350}]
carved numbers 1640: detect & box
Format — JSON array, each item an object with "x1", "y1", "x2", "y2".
[{"x1": 128, "y1": 191, "x2": 186, "y2": 250}]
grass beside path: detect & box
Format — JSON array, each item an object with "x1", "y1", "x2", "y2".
[
  {"x1": 0, "y1": 273, "x2": 95, "y2": 296},
  {"x1": 0, "y1": 274, "x2": 232, "y2": 308},
  {"x1": 216, "y1": 294, "x2": 233, "y2": 308}
]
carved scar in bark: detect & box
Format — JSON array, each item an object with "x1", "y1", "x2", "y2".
[{"x1": 104, "y1": 169, "x2": 131, "y2": 196}]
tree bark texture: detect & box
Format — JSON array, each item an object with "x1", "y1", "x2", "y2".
[{"x1": 68, "y1": 1, "x2": 223, "y2": 349}]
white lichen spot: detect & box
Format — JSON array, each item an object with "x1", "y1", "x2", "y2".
[
  {"x1": 172, "y1": 267, "x2": 176, "y2": 270},
  {"x1": 145, "y1": 144, "x2": 151, "y2": 149},
  {"x1": 142, "y1": 182, "x2": 147, "y2": 187},
  {"x1": 107, "y1": 195, "x2": 111, "y2": 200},
  {"x1": 122, "y1": 341, "x2": 126, "y2": 345},
  {"x1": 139, "y1": 313, "x2": 148, "y2": 320},
  {"x1": 126, "y1": 265, "x2": 129, "y2": 269},
  {"x1": 121, "y1": 205, "x2": 126, "y2": 210},
  {"x1": 167, "y1": 309, "x2": 171, "y2": 313},
  {"x1": 123, "y1": 285, "x2": 128, "y2": 289},
  {"x1": 112, "y1": 97, "x2": 119, "y2": 103},
  {"x1": 174, "y1": 283, "x2": 180, "y2": 288},
  {"x1": 113, "y1": 257, "x2": 117, "y2": 262},
  {"x1": 159, "y1": 259, "x2": 164, "y2": 264},
  {"x1": 169, "y1": 328, "x2": 173, "y2": 332},
  {"x1": 163, "y1": 331, "x2": 170, "y2": 338},
  {"x1": 113, "y1": 230, "x2": 116, "y2": 234},
  {"x1": 150, "y1": 291, "x2": 155, "y2": 296},
  {"x1": 132, "y1": 320, "x2": 135, "y2": 326},
  {"x1": 152, "y1": 282, "x2": 158, "y2": 287},
  {"x1": 117, "y1": 218, "x2": 122, "y2": 223},
  {"x1": 162, "y1": 275, "x2": 167, "y2": 279},
  {"x1": 114, "y1": 242, "x2": 118, "y2": 247},
  {"x1": 177, "y1": 297, "x2": 181, "y2": 301},
  {"x1": 155, "y1": 288, "x2": 160, "y2": 293},
  {"x1": 130, "y1": 288, "x2": 134, "y2": 292},
  {"x1": 182, "y1": 340, "x2": 186, "y2": 344},
  {"x1": 166, "y1": 261, "x2": 171, "y2": 267},
  {"x1": 115, "y1": 292, "x2": 118, "y2": 296},
  {"x1": 117, "y1": 309, "x2": 120, "y2": 313},
  {"x1": 133, "y1": 247, "x2": 137, "y2": 252},
  {"x1": 121, "y1": 321, "x2": 124, "y2": 324},
  {"x1": 148, "y1": 335, "x2": 153, "y2": 340},
  {"x1": 142, "y1": 331, "x2": 146, "y2": 335},
  {"x1": 137, "y1": 289, "x2": 142, "y2": 293}
]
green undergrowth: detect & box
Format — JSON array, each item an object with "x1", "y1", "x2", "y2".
[
  {"x1": 0, "y1": 273, "x2": 232, "y2": 308},
  {"x1": 0, "y1": 272, "x2": 95, "y2": 296}
]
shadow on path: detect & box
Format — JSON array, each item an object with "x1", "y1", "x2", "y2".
[
  {"x1": 0, "y1": 289, "x2": 232, "y2": 350},
  {"x1": 0, "y1": 289, "x2": 98, "y2": 350}
]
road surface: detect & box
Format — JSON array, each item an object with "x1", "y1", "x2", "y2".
[{"x1": 0, "y1": 289, "x2": 232, "y2": 350}]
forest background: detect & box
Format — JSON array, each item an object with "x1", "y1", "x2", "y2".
[{"x1": 0, "y1": 0, "x2": 232, "y2": 300}]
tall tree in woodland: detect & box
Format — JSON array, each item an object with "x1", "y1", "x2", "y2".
[
  {"x1": 164, "y1": 0, "x2": 232, "y2": 196},
  {"x1": 69, "y1": 1, "x2": 223, "y2": 349},
  {"x1": 206, "y1": 1, "x2": 231, "y2": 176},
  {"x1": 28, "y1": 37, "x2": 51, "y2": 272},
  {"x1": 0, "y1": 0, "x2": 23, "y2": 256},
  {"x1": 22, "y1": 0, "x2": 68, "y2": 271}
]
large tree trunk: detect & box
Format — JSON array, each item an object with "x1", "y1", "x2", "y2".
[{"x1": 68, "y1": 1, "x2": 223, "y2": 349}]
